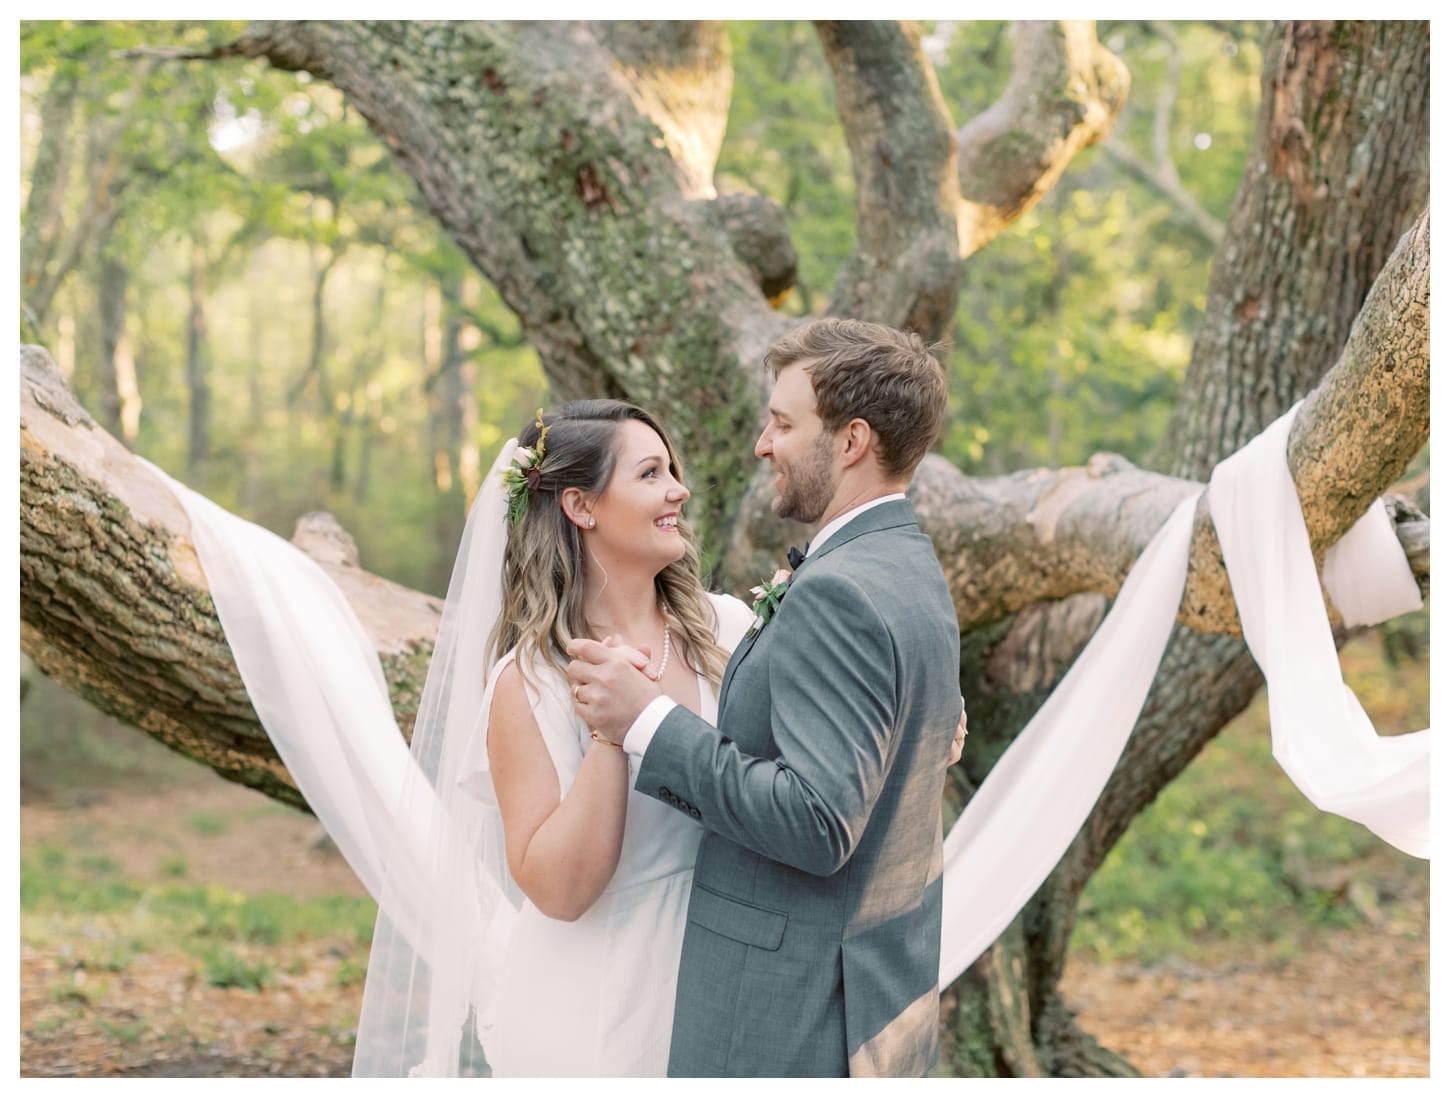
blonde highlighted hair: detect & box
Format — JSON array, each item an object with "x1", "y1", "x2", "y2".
[{"x1": 488, "y1": 400, "x2": 731, "y2": 689}]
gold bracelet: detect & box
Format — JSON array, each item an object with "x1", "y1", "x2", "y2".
[{"x1": 590, "y1": 729, "x2": 624, "y2": 749}]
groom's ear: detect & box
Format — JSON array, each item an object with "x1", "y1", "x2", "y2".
[
  {"x1": 839, "y1": 417, "x2": 875, "y2": 469},
  {"x1": 560, "y1": 487, "x2": 594, "y2": 530}
]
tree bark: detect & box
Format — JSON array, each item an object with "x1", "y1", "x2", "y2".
[
  {"x1": 1160, "y1": 21, "x2": 1430, "y2": 481},
  {"x1": 815, "y1": 21, "x2": 963, "y2": 339},
  {"x1": 19, "y1": 344, "x2": 443, "y2": 808},
  {"x1": 953, "y1": 22, "x2": 1130, "y2": 258}
]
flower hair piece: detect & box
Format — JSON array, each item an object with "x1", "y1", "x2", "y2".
[{"x1": 502, "y1": 410, "x2": 550, "y2": 526}]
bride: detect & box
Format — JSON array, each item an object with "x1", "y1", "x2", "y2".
[
  {"x1": 450, "y1": 399, "x2": 753, "y2": 1076},
  {"x1": 329, "y1": 398, "x2": 754, "y2": 1076}
]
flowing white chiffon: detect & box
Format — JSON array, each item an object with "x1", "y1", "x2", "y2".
[{"x1": 147, "y1": 403, "x2": 1429, "y2": 1073}]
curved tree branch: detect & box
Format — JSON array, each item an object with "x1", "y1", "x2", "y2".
[
  {"x1": 954, "y1": 21, "x2": 1130, "y2": 258},
  {"x1": 593, "y1": 20, "x2": 733, "y2": 200},
  {"x1": 814, "y1": 20, "x2": 963, "y2": 340}
]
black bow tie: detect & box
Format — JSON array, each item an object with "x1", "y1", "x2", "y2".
[{"x1": 787, "y1": 544, "x2": 806, "y2": 570}]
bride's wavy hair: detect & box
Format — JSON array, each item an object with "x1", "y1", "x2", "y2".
[{"x1": 489, "y1": 399, "x2": 731, "y2": 689}]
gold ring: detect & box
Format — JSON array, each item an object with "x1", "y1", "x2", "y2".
[{"x1": 573, "y1": 685, "x2": 582, "y2": 703}]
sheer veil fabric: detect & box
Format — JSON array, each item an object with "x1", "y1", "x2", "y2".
[
  {"x1": 148, "y1": 442, "x2": 523, "y2": 1075},
  {"x1": 152, "y1": 406, "x2": 1429, "y2": 1073}
]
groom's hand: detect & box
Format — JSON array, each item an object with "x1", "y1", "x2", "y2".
[
  {"x1": 947, "y1": 699, "x2": 968, "y2": 767},
  {"x1": 566, "y1": 636, "x2": 662, "y2": 741}
]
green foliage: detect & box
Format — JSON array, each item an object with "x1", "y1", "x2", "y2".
[
  {"x1": 21, "y1": 849, "x2": 146, "y2": 914},
  {"x1": 1073, "y1": 625, "x2": 1429, "y2": 962},
  {"x1": 934, "y1": 22, "x2": 1264, "y2": 474},
  {"x1": 185, "y1": 812, "x2": 230, "y2": 837},
  {"x1": 200, "y1": 948, "x2": 274, "y2": 991},
  {"x1": 21, "y1": 848, "x2": 378, "y2": 955},
  {"x1": 20, "y1": 21, "x2": 549, "y2": 595}
]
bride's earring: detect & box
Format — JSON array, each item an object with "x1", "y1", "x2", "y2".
[{"x1": 587, "y1": 516, "x2": 596, "y2": 528}]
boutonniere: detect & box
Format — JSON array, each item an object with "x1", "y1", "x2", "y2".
[{"x1": 748, "y1": 567, "x2": 793, "y2": 636}]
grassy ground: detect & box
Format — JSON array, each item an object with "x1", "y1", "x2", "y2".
[{"x1": 18, "y1": 609, "x2": 1430, "y2": 1077}]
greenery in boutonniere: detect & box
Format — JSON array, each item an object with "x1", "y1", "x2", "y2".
[{"x1": 747, "y1": 567, "x2": 792, "y2": 635}]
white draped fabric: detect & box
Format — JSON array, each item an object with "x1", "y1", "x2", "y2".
[
  {"x1": 937, "y1": 404, "x2": 1428, "y2": 986},
  {"x1": 1208, "y1": 407, "x2": 1427, "y2": 856},
  {"x1": 147, "y1": 403, "x2": 1428, "y2": 1058}
]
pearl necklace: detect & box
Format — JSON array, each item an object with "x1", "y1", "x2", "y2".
[{"x1": 646, "y1": 620, "x2": 671, "y2": 682}]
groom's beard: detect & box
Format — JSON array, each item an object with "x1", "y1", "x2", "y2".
[{"x1": 774, "y1": 432, "x2": 836, "y2": 525}]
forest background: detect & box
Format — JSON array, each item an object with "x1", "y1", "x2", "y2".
[{"x1": 17, "y1": 19, "x2": 1430, "y2": 1078}]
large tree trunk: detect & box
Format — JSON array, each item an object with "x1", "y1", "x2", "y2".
[{"x1": 939, "y1": 21, "x2": 1429, "y2": 1076}]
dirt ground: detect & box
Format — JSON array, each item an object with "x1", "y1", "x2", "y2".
[{"x1": 19, "y1": 780, "x2": 1431, "y2": 1078}]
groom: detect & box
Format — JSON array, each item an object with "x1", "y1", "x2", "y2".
[{"x1": 567, "y1": 317, "x2": 962, "y2": 1077}]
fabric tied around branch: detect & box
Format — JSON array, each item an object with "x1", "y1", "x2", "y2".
[
  {"x1": 149, "y1": 402, "x2": 1427, "y2": 1064},
  {"x1": 936, "y1": 403, "x2": 1427, "y2": 988}
]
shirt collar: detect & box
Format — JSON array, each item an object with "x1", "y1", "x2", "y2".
[{"x1": 807, "y1": 493, "x2": 907, "y2": 558}]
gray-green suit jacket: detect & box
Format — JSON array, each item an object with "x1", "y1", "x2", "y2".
[{"x1": 636, "y1": 498, "x2": 961, "y2": 1077}]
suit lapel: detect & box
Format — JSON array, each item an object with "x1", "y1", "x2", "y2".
[
  {"x1": 719, "y1": 615, "x2": 765, "y2": 701},
  {"x1": 718, "y1": 499, "x2": 920, "y2": 706}
]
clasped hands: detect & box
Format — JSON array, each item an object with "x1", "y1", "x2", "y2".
[
  {"x1": 567, "y1": 633, "x2": 969, "y2": 768},
  {"x1": 566, "y1": 635, "x2": 662, "y2": 744}
]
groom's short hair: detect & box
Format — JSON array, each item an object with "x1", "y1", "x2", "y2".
[{"x1": 764, "y1": 317, "x2": 947, "y2": 478}]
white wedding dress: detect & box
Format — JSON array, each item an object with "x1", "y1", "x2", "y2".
[{"x1": 461, "y1": 593, "x2": 754, "y2": 1076}]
